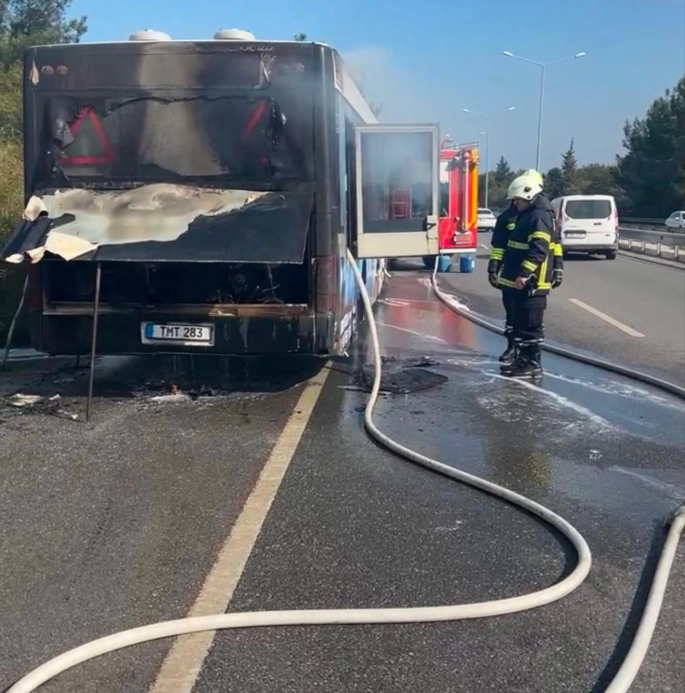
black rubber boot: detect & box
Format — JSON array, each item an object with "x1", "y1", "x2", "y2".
[
  {"x1": 499, "y1": 331, "x2": 517, "y2": 364},
  {"x1": 508, "y1": 346, "x2": 543, "y2": 379}
]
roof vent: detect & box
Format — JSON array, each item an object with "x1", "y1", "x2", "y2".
[
  {"x1": 129, "y1": 29, "x2": 172, "y2": 41},
  {"x1": 213, "y1": 28, "x2": 255, "y2": 41}
]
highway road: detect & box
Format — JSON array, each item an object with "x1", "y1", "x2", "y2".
[
  {"x1": 449, "y1": 234, "x2": 685, "y2": 385},
  {"x1": 1, "y1": 267, "x2": 684, "y2": 693}
]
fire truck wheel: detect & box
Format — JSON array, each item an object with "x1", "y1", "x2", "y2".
[{"x1": 422, "y1": 255, "x2": 437, "y2": 270}]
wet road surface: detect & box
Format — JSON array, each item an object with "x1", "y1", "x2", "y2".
[
  {"x1": 440, "y1": 237, "x2": 685, "y2": 385},
  {"x1": 1, "y1": 270, "x2": 684, "y2": 693}
]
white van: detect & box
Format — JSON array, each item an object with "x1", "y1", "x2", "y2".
[{"x1": 550, "y1": 195, "x2": 619, "y2": 260}]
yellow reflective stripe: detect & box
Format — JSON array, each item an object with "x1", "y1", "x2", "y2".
[
  {"x1": 528, "y1": 231, "x2": 551, "y2": 243},
  {"x1": 507, "y1": 240, "x2": 528, "y2": 250},
  {"x1": 490, "y1": 248, "x2": 504, "y2": 260},
  {"x1": 521, "y1": 260, "x2": 538, "y2": 273},
  {"x1": 538, "y1": 255, "x2": 550, "y2": 288},
  {"x1": 497, "y1": 277, "x2": 517, "y2": 288},
  {"x1": 506, "y1": 222, "x2": 516, "y2": 230},
  {"x1": 553, "y1": 243, "x2": 563, "y2": 257}
]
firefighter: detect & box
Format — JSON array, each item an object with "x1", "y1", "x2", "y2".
[
  {"x1": 494, "y1": 172, "x2": 560, "y2": 378},
  {"x1": 487, "y1": 170, "x2": 562, "y2": 369},
  {"x1": 487, "y1": 169, "x2": 544, "y2": 364}
]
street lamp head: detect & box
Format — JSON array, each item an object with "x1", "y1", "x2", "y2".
[
  {"x1": 462, "y1": 108, "x2": 470, "y2": 113},
  {"x1": 574, "y1": 52, "x2": 586, "y2": 58},
  {"x1": 507, "y1": 106, "x2": 516, "y2": 111},
  {"x1": 503, "y1": 51, "x2": 514, "y2": 57}
]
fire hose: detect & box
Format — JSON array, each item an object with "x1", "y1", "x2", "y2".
[{"x1": 4, "y1": 249, "x2": 684, "y2": 693}]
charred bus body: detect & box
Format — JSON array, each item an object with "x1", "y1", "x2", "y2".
[{"x1": 3, "y1": 34, "x2": 385, "y2": 356}]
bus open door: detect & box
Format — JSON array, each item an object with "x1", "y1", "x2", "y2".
[{"x1": 352, "y1": 124, "x2": 440, "y2": 262}]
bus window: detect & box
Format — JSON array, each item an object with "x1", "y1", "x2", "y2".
[{"x1": 42, "y1": 93, "x2": 313, "y2": 187}]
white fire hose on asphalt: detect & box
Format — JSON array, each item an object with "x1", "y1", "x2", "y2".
[{"x1": 4, "y1": 249, "x2": 684, "y2": 693}]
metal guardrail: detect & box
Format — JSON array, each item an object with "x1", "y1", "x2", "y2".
[
  {"x1": 618, "y1": 225, "x2": 685, "y2": 262},
  {"x1": 620, "y1": 217, "x2": 670, "y2": 231},
  {"x1": 618, "y1": 227, "x2": 685, "y2": 244}
]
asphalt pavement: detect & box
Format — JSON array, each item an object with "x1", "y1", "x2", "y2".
[
  {"x1": 1, "y1": 269, "x2": 684, "y2": 693},
  {"x1": 442, "y1": 234, "x2": 685, "y2": 385}
]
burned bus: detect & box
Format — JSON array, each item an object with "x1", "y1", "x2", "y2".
[{"x1": 2, "y1": 30, "x2": 443, "y2": 357}]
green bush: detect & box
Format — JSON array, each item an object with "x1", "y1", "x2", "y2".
[{"x1": 0, "y1": 137, "x2": 28, "y2": 345}]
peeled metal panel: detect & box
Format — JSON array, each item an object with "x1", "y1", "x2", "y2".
[
  {"x1": 2, "y1": 184, "x2": 314, "y2": 264},
  {"x1": 95, "y1": 186, "x2": 314, "y2": 263},
  {"x1": 1, "y1": 217, "x2": 53, "y2": 260}
]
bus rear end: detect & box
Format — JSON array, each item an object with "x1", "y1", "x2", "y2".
[{"x1": 5, "y1": 37, "x2": 334, "y2": 356}]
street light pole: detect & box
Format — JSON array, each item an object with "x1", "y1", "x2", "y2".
[
  {"x1": 536, "y1": 65, "x2": 545, "y2": 171},
  {"x1": 503, "y1": 50, "x2": 586, "y2": 170},
  {"x1": 462, "y1": 106, "x2": 515, "y2": 208},
  {"x1": 484, "y1": 128, "x2": 490, "y2": 208}
]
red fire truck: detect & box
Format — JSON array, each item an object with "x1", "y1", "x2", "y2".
[{"x1": 429, "y1": 138, "x2": 480, "y2": 270}]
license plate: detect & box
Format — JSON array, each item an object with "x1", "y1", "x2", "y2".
[
  {"x1": 141, "y1": 323, "x2": 215, "y2": 346},
  {"x1": 565, "y1": 232, "x2": 586, "y2": 238}
]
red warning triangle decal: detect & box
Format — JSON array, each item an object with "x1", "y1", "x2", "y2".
[
  {"x1": 61, "y1": 107, "x2": 115, "y2": 165},
  {"x1": 242, "y1": 99, "x2": 268, "y2": 139}
]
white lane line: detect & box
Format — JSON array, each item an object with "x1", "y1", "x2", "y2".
[
  {"x1": 148, "y1": 364, "x2": 332, "y2": 693},
  {"x1": 480, "y1": 244, "x2": 490, "y2": 250},
  {"x1": 568, "y1": 298, "x2": 645, "y2": 338}
]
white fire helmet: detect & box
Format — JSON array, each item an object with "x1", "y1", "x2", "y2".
[
  {"x1": 522, "y1": 169, "x2": 544, "y2": 187},
  {"x1": 507, "y1": 174, "x2": 544, "y2": 201}
]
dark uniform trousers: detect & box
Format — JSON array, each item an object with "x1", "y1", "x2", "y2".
[{"x1": 502, "y1": 289, "x2": 546, "y2": 345}]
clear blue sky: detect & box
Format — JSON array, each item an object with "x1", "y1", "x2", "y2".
[{"x1": 71, "y1": 0, "x2": 684, "y2": 172}]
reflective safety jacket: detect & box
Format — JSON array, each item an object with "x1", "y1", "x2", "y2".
[
  {"x1": 493, "y1": 193, "x2": 561, "y2": 295},
  {"x1": 488, "y1": 203, "x2": 518, "y2": 273}
]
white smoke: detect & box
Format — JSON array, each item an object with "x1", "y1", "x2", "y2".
[{"x1": 342, "y1": 45, "x2": 440, "y2": 123}]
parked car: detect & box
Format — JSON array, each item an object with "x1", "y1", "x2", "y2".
[
  {"x1": 550, "y1": 194, "x2": 619, "y2": 260},
  {"x1": 477, "y1": 208, "x2": 497, "y2": 231},
  {"x1": 665, "y1": 211, "x2": 685, "y2": 231}
]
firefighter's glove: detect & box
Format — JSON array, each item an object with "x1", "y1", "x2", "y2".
[
  {"x1": 552, "y1": 269, "x2": 563, "y2": 288},
  {"x1": 487, "y1": 260, "x2": 500, "y2": 288}
]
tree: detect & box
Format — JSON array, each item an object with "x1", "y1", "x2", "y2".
[
  {"x1": 544, "y1": 167, "x2": 564, "y2": 201},
  {"x1": 493, "y1": 156, "x2": 512, "y2": 185},
  {"x1": 293, "y1": 33, "x2": 307, "y2": 41},
  {"x1": 617, "y1": 76, "x2": 685, "y2": 217},
  {"x1": 480, "y1": 162, "x2": 518, "y2": 210},
  {"x1": 0, "y1": 1, "x2": 87, "y2": 65},
  {"x1": 560, "y1": 138, "x2": 581, "y2": 195},
  {"x1": 578, "y1": 163, "x2": 614, "y2": 194}
]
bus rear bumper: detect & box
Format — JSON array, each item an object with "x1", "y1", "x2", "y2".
[
  {"x1": 29, "y1": 306, "x2": 335, "y2": 356},
  {"x1": 562, "y1": 243, "x2": 619, "y2": 253}
]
